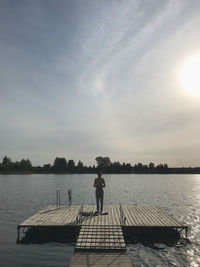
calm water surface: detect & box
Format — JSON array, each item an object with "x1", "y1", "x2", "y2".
[{"x1": 0, "y1": 174, "x2": 200, "y2": 266}]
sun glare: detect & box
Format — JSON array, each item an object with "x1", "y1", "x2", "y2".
[{"x1": 180, "y1": 57, "x2": 200, "y2": 96}]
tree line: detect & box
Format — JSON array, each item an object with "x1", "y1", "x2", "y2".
[
  {"x1": 0, "y1": 156, "x2": 95, "y2": 174},
  {"x1": 0, "y1": 155, "x2": 200, "y2": 174}
]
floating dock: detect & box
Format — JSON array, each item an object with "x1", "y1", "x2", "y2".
[
  {"x1": 18, "y1": 204, "x2": 185, "y2": 229},
  {"x1": 18, "y1": 205, "x2": 187, "y2": 266}
]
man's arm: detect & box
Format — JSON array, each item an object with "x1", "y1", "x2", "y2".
[
  {"x1": 102, "y1": 178, "x2": 105, "y2": 188},
  {"x1": 94, "y1": 178, "x2": 97, "y2": 187}
]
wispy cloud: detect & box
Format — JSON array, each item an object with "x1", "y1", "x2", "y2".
[{"x1": 0, "y1": 0, "x2": 200, "y2": 166}]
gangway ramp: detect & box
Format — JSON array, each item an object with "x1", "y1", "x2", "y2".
[
  {"x1": 70, "y1": 253, "x2": 134, "y2": 267},
  {"x1": 75, "y1": 225, "x2": 126, "y2": 251}
]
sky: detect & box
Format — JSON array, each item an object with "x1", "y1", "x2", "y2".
[{"x1": 0, "y1": 0, "x2": 200, "y2": 167}]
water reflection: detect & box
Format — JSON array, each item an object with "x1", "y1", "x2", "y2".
[{"x1": 0, "y1": 174, "x2": 200, "y2": 266}]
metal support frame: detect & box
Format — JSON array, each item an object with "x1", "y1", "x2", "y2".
[
  {"x1": 17, "y1": 226, "x2": 20, "y2": 243},
  {"x1": 119, "y1": 203, "x2": 126, "y2": 226},
  {"x1": 56, "y1": 188, "x2": 61, "y2": 206},
  {"x1": 74, "y1": 205, "x2": 83, "y2": 255},
  {"x1": 185, "y1": 226, "x2": 189, "y2": 239}
]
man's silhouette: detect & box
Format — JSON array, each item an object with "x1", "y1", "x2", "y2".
[{"x1": 94, "y1": 171, "x2": 105, "y2": 213}]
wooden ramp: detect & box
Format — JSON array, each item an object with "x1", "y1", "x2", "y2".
[
  {"x1": 70, "y1": 253, "x2": 134, "y2": 267},
  {"x1": 75, "y1": 225, "x2": 126, "y2": 251}
]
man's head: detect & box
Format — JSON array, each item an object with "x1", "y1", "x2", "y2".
[{"x1": 97, "y1": 171, "x2": 102, "y2": 178}]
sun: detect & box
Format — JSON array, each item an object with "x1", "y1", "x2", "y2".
[{"x1": 179, "y1": 56, "x2": 200, "y2": 96}]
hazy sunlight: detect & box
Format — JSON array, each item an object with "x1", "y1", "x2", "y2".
[{"x1": 180, "y1": 56, "x2": 200, "y2": 96}]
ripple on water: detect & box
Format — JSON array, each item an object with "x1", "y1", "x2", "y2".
[{"x1": 0, "y1": 174, "x2": 200, "y2": 266}]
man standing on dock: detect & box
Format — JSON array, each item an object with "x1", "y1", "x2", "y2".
[{"x1": 94, "y1": 171, "x2": 105, "y2": 213}]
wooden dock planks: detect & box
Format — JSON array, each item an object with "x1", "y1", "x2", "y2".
[
  {"x1": 70, "y1": 253, "x2": 134, "y2": 267},
  {"x1": 19, "y1": 205, "x2": 81, "y2": 227},
  {"x1": 19, "y1": 204, "x2": 184, "y2": 229},
  {"x1": 80, "y1": 205, "x2": 121, "y2": 226},
  {"x1": 122, "y1": 205, "x2": 182, "y2": 227}
]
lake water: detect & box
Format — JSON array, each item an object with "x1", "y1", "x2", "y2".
[{"x1": 0, "y1": 174, "x2": 200, "y2": 267}]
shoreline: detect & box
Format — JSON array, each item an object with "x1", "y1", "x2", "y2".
[{"x1": 1, "y1": 171, "x2": 200, "y2": 175}]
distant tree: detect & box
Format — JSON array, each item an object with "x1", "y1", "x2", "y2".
[
  {"x1": 137, "y1": 163, "x2": 143, "y2": 168},
  {"x1": 95, "y1": 156, "x2": 111, "y2": 171},
  {"x1": 156, "y1": 163, "x2": 166, "y2": 173},
  {"x1": 68, "y1": 160, "x2": 75, "y2": 172},
  {"x1": 76, "y1": 160, "x2": 84, "y2": 173},
  {"x1": 13, "y1": 161, "x2": 21, "y2": 172},
  {"x1": 95, "y1": 157, "x2": 103, "y2": 170},
  {"x1": 53, "y1": 157, "x2": 67, "y2": 172},
  {"x1": 20, "y1": 159, "x2": 32, "y2": 171},
  {"x1": 112, "y1": 161, "x2": 122, "y2": 173},
  {"x1": 2, "y1": 156, "x2": 11, "y2": 166},
  {"x1": 92, "y1": 165, "x2": 96, "y2": 172},
  {"x1": 77, "y1": 160, "x2": 83, "y2": 168},
  {"x1": 34, "y1": 166, "x2": 42, "y2": 173},
  {"x1": 1, "y1": 156, "x2": 12, "y2": 171},
  {"x1": 149, "y1": 162, "x2": 155, "y2": 169},
  {"x1": 156, "y1": 164, "x2": 164, "y2": 169},
  {"x1": 133, "y1": 163, "x2": 144, "y2": 173},
  {"x1": 124, "y1": 163, "x2": 132, "y2": 173},
  {"x1": 43, "y1": 164, "x2": 51, "y2": 173},
  {"x1": 143, "y1": 164, "x2": 148, "y2": 171}
]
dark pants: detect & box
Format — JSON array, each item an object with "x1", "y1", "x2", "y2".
[{"x1": 95, "y1": 189, "x2": 104, "y2": 212}]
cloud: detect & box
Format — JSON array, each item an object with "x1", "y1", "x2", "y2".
[{"x1": 0, "y1": 0, "x2": 200, "y2": 166}]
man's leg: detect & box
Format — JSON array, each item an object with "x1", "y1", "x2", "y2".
[
  {"x1": 95, "y1": 190, "x2": 100, "y2": 212},
  {"x1": 100, "y1": 189, "x2": 104, "y2": 213}
]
